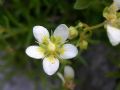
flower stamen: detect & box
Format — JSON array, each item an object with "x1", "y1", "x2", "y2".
[{"x1": 48, "y1": 41, "x2": 56, "y2": 52}]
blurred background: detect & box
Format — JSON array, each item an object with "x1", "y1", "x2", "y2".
[{"x1": 1, "y1": 0, "x2": 120, "y2": 90}]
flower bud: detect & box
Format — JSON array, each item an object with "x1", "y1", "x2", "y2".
[
  {"x1": 79, "y1": 40, "x2": 88, "y2": 50},
  {"x1": 69, "y1": 26, "x2": 78, "y2": 39},
  {"x1": 64, "y1": 65, "x2": 74, "y2": 80}
]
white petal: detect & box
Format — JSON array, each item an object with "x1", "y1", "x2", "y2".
[
  {"x1": 33, "y1": 26, "x2": 49, "y2": 43},
  {"x1": 114, "y1": 0, "x2": 120, "y2": 9},
  {"x1": 60, "y1": 44, "x2": 78, "y2": 59},
  {"x1": 43, "y1": 57, "x2": 59, "y2": 75},
  {"x1": 64, "y1": 65, "x2": 74, "y2": 79},
  {"x1": 53, "y1": 24, "x2": 69, "y2": 43},
  {"x1": 25, "y1": 46, "x2": 45, "y2": 59},
  {"x1": 107, "y1": 25, "x2": 120, "y2": 46}
]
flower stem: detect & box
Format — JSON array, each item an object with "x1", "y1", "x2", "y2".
[{"x1": 84, "y1": 21, "x2": 107, "y2": 31}]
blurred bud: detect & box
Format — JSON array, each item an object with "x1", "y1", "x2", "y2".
[
  {"x1": 69, "y1": 26, "x2": 78, "y2": 39},
  {"x1": 79, "y1": 40, "x2": 88, "y2": 50},
  {"x1": 64, "y1": 65, "x2": 74, "y2": 80}
]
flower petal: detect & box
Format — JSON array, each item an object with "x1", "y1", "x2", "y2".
[
  {"x1": 53, "y1": 24, "x2": 69, "y2": 43},
  {"x1": 43, "y1": 57, "x2": 59, "y2": 75},
  {"x1": 107, "y1": 25, "x2": 120, "y2": 46},
  {"x1": 33, "y1": 26, "x2": 49, "y2": 43},
  {"x1": 114, "y1": 0, "x2": 120, "y2": 9},
  {"x1": 60, "y1": 44, "x2": 78, "y2": 59},
  {"x1": 64, "y1": 65, "x2": 74, "y2": 79},
  {"x1": 25, "y1": 46, "x2": 45, "y2": 59}
]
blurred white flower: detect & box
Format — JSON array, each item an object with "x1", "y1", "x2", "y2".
[
  {"x1": 25, "y1": 24, "x2": 78, "y2": 75},
  {"x1": 104, "y1": 1, "x2": 120, "y2": 46},
  {"x1": 107, "y1": 24, "x2": 120, "y2": 46}
]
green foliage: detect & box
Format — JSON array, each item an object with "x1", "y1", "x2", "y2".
[
  {"x1": 74, "y1": 0, "x2": 93, "y2": 9},
  {"x1": 74, "y1": 0, "x2": 112, "y2": 10}
]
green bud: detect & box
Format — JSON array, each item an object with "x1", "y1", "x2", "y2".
[
  {"x1": 79, "y1": 40, "x2": 88, "y2": 50},
  {"x1": 69, "y1": 26, "x2": 78, "y2": 39}
]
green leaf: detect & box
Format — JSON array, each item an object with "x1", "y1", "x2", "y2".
[{"x1": 74, "y1": 0, "x2": 93, "y2": 10}]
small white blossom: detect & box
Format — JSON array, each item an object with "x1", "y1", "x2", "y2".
[
  {"x1": 107, "y1": 24, "x2": 120, "y2": 46},
  {"x1": 25, "y1": 24, "x2": 78, "y2": 75}
]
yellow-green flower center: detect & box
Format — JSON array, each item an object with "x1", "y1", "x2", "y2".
[
  {"x1": 39, "y1": 36, "x2": 65, "y2": 61},
  {"x1": 48, "y1": 42, "x2": 56, "y2": 52}
]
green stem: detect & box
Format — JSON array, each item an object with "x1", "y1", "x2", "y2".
[{"x1": 84, "y1": 21, "x2": 107, "y2": 31}]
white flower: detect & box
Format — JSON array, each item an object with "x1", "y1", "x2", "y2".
[
  {"x1": 107, "y1": 24, "x2": 120, "y2": 46},
  {"x1": 57, "y1": 65, "x2": 75, "y2": 84},
  {"x1": 25, "y1": 24, "x2": 78, "y2": 75}
]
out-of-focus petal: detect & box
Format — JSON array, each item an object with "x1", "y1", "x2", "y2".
[{"x1": 107, "y1": 24, "x2": 120, "y2": 46}]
